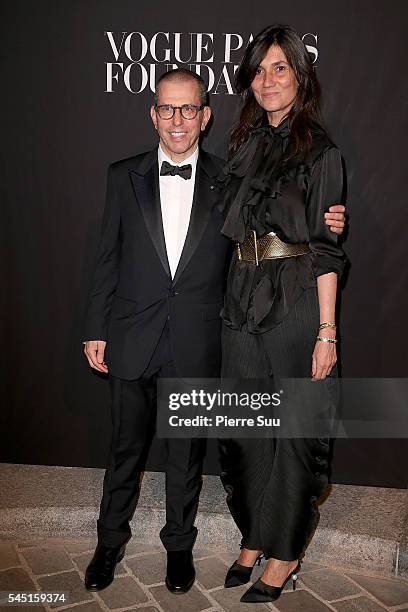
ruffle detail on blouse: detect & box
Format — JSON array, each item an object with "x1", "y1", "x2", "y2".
[{"x1": 217, "y1": 121, "x2": 290, "y2": 243}]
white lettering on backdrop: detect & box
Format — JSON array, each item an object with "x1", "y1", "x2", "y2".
[{"x1": 104, "y1": 31, "x2": 319, "y2": 94}]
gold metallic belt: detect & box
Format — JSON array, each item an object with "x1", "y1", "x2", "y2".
[{"x1": 237, "y1": 231, "x2": 310, "y2": 265}]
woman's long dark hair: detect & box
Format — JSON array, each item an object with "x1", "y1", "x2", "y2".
[{"x1": 229, "y1": 24, "x2": 324, "y2": 160}]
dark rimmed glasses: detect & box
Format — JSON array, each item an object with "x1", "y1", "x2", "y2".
[{"x1": 155, "y1": 104, "x2": 204, "y2": 120}]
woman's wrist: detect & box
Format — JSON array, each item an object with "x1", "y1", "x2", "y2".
[
  {"x1": 316, "y1": 336, "x2": 337, "y2": 344},
  {"x1": 318, "y1": 327, "x2": 336, "y2": 336},
  {"x1": 317, "y1": 326, "x2": 336, "y2": 338},
  {"x1": 317, "y1": 320, "x2": 337, "y2": 339},
  {"x1": 319, "y1": 322, "x2": 336, "y2": 331}
]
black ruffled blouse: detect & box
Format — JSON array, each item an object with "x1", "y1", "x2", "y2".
[{"x1": 218, "y1": 118, "x2": 346, "y2": 334}]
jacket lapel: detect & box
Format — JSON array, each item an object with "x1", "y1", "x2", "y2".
[
  {"x1": 172, "y1": 150, "x2": 220, "y2": 285},
  {"x1": 129, "y1": 149, "x2": 171, "y2": 278}
]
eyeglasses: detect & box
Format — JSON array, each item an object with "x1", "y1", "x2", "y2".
[{"x1": 155, "y1": 104, "x2": 204, "y2": 120}]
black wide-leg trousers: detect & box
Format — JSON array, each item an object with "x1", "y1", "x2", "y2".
[
  {"x1": 97, "y1": 326, "x2": 205, "y2": 551},
  {"x1": 219, "y1": 288, "x2": 334, "y2": 561}
]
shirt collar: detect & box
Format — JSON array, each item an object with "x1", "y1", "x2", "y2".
[{"x1": 158, "y1": 144, "x2": 199, "y2": 169}]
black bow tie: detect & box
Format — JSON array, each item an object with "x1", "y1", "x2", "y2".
[{"x1": 160, "y1": 160, "x2": 192, "y2": 180}]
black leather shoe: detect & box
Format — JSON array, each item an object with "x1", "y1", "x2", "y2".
[
  {"x1": 165, "y1": 551, "x2": 195, "y2": 594},
  {"x1": 224, "y1": 554, "x2": 263, "y2": 588},
  {"x1": 84, "y1": 543, "x2": 126, "y2": 591}
]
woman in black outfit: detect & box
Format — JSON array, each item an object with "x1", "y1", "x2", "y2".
[{"x1": 217, "y1": 25, "x2": 346, "y2": 603}]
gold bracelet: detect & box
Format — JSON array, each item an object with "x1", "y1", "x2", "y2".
[
  {"x1": 319, "y1": 322, "x2": 336, "y2": 330},
  {"x1": 316, "y1": 336, "x2": 337, "y2": 344}
]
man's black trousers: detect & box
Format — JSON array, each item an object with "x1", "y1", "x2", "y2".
[{"x1": 97, "y1": 326, "x2": 205, "y2": 551}]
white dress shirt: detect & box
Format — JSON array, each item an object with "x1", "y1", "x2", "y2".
[{"x1": 158, "y1": 145, "x2": 198, "y2": 278}]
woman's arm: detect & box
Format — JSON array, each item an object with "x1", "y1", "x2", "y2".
[
  {"x1": 312, "y1": 272, "x2": 337, "y2": 379},
  {"x1": 306, "y1": 146, "x2": 346, "y2": 379}
]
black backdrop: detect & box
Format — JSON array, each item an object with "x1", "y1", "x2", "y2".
[{"x1": 1, "y1": 0, "x2": 408, "y2": 487}]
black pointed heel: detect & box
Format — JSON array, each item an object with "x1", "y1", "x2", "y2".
[
  {"x1": 224, "y1": 554, "x2": 264, "y2": 588},
  {"x1": 117, "y1": 550, "x2": 125, "y2": 563},
  {"x1": 240, "y1": 561, "x2": 300, "y2": 603}
]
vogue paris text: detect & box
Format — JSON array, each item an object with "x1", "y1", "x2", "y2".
[{"x1": 105, "y1": 31, "x2": 319, "y2": 94}]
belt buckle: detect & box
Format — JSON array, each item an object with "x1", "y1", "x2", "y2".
[
  {"x1": 237, "y1": 230, "x2": 258, "y2": 265},
  {"x1": 252, "y1": 230, "x2": 259, "y2": 265}
]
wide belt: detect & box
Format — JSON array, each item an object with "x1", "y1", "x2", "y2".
[{"x1": 237, "y1": 231, "x2": 310, "y2": 265}]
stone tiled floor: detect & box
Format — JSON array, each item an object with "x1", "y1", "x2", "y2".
[{"x1": 0, "y1": 539, "x2": 407, "y2": 611}]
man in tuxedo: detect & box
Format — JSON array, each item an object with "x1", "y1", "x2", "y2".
[{"x1": 83, "y1": 68, "x2": 346, "y2": 594}]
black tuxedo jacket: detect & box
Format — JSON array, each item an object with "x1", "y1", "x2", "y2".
[{"x1": 83, "y1": 148, "x2": 233, "y2": 380}]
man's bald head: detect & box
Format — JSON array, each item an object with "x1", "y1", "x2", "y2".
[{"x1": 154, "y1": 68, "x2": 208, "y2": 107}]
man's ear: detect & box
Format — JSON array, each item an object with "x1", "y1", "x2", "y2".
[
  {"x1": 201, "y1": 106, "x2": 212, "y2": 131},
  {"x1": 150, "y1": 106, "x2": 157, "y2": 130}
]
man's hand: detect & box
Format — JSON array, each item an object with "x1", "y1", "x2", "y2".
[
  {"x1": 84, "y1": 340, "x2": 108, "y2": 373},
  {"x1": 325, "y1": 204, "x2": 346, "y2": 235}
]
